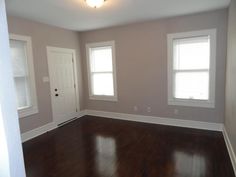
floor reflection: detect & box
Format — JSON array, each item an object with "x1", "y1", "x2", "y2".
[
  {"x1": 174, "y1": 151, "x2": 206, "y2": 177},
  {"x1": 95, "y1": 135, "x2": 117, "y2": 177}
]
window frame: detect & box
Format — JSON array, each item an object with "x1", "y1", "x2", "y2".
[
  {"x1": 167, "y1": 29, "x2": 216, "y2": 108},
  {"x1": 10, "y1": 34, "x2": 38, "y2": 118},
  {"x1": 86, "y1": 41, "x2": 118, "y2": 101}
]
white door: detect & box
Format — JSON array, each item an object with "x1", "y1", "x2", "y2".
[{"x1": 47, "y1": 47, "x2": 79, "y2": 125}]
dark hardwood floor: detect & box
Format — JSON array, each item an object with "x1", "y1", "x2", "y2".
[{"x1": 23, "y1": 116, "x2": 235, "y2": 177}]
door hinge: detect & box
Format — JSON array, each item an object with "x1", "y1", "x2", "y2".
[
  {"x1": 76, "y1": 108, "x2": 78, "y2": 112},
  {"x1": 74, "y1": 84, "x2": 76, "y2": 88},
  {"x1": 72, "y1": 57, "x2": 74, "y2": 63}
]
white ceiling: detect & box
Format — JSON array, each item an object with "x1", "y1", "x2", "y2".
[{"x1": 6, "y1": 0, "x2": 230, "y2": 31}]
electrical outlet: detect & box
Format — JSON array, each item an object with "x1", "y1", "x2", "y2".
[{"x1": 147, "y1": 107, "x2": 151, "y2": 113}]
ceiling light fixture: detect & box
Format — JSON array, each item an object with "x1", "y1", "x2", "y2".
[{"x1": 85, "y1": 0, "x2": 106, "y2": 8}]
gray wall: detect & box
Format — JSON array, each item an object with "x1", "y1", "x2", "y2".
[
  {"x1": 80, "y1": 9, "x2": 228, "y2": 123},
  {"x1": 8, "y1": 8, "x2": 228, "y2": 134},
  {"x1": 225, "y1": 0, "x2": 236, "y2": 153},
  {"x1": 7, "y1": 16, "x2": 84, "y2": 133}
]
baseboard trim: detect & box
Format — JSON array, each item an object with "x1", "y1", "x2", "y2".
[
  {"x1": 222, "y1": 126, "x2": 236, "y2": 175},
  {"x1": 21, "y1": 111, "x2": 86, "y2": 143},
  {"x1": 21, "y1": 110, "x2": 223, "y2": 143},
  {"x1": 21, "y1": 109, "x2": 236, "y2": 174},
  {"x1": 21, "y1": 122, "x2": 57, "y2": 143},
  {"x1": 84, "y1": 109, "x2": 223, "y2": 131}
]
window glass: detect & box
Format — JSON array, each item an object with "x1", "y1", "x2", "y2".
[
  {"x1": 173, "y1": 36, "x2": 210, "y2": 70},
  {"x1": 10, "y1": 39, "x2": 31, "y2": 109},
  {"x1": 91, "y1": 47, "x2": 113, "y2": 72}
]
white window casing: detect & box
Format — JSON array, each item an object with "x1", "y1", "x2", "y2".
[
  {"x1": 86, "y1": 41, "x2": 118, "y2": 101},
  {"x1": 167, "y1": 29, "x2": 216, "y2": 108},
  {"x1": 9, "y1": 34, "x2": 38, "y2": 117}
]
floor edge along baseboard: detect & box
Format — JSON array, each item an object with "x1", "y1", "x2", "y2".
[
  {"x1": 22, "y1": 110, "x2": 223, "y2": 143},
  {"x1": 21, "y1": 110, "x2": 236, "y2": 175}
]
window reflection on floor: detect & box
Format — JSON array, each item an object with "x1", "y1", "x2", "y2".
[
  {"x1": 95, "y1": 136, "x2": 117, "y2": 177},
  {"x1": 174, "y1": 151, "x2": 206, "y2": 177}
]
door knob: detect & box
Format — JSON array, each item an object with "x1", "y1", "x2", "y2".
[{"x1": 55, "y1": 94, "x2": 59, "y2": 97}]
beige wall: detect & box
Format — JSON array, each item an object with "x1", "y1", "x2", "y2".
[
  {"x1": 80, "y1": 9, "x2": 228, "y2": 123},
  {"x1": 7, "y1": 16, "x2": 84, "y2": 133},
  {"x1": 225, "y1": 0, "x2": 236, "y2": 153},
  {"x1": 8, "y1": 8, "x2": 228, "y2": 134}
]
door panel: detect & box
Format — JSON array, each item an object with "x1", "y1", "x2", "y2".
[{"x1": 48, "y1": 48, "x2": 78, "y2": 125}]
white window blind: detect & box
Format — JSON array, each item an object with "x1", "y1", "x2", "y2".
[
  {"x1": 91, "y1": 47, "x2": 114, "y2": 96},
  {"x1": 10, "y1": 39, "x2": 31, "y2": 109},
  {"x1": 173, "y1": 36, "x2": 210, "y2": 100}
]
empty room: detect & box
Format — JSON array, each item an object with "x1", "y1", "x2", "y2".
[{"x1": 1, "y1": 0, "x2": 236, "y2": 177}]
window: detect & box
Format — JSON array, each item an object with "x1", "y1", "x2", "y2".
[
  {"x1": 86, "y1": 41, "x2": 117, "y2": 101},
  {"x1": 9, "y1": 34, "x2": 38, "y2": 117},
  {"x1": 167, "y1": 29, "x2": 216, "y2": 108}
]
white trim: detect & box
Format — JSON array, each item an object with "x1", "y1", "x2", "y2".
[
  {"x1": 46, "y1": 46, "x2": 80, "y2": 125},
  {"x1": 86, "y1": 41, "x2": 118, "y2": 101},
  {"x1": 21, "y1": 109, "x2": 223, "y2": 143},
  {"x1": 84, "y1": 109, "x2": 223, "y2": 131},
  {"x1": 223, "y1": 126, "x2": 236, "y2": 175},
  {"x1": 21, "y1": 111, "x2": 86, "y2": 143},
  {"x1": 167, "y1": 29, "x2": 216, "y2": 108},
  {"x1": 21, "y1": 122, "x2": 57, "y2": 143},
  {"x1": 9, "y1": 34, "x2": 39, "y2": 118}
]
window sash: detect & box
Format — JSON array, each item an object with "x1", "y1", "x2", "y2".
[
  {"x1": 13, "y1": 76, "x2": 31, "y2": 110},
  {"x1": 91, "y1": 72, "x2": 114, "y2": 96},
  {"x1": 173, "y1": 71, "x2": 210, "y2": 100}
]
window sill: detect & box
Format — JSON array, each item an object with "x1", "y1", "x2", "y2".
[
  {"x1": 18, "y1": 106, "x2": 38, "y2": 118},
  {"x1": 89, "y1": 95, "x2": 118, "y2": 102},
  {"x1": 168, "y1": 99, "x2": 215, "y2": 108}
]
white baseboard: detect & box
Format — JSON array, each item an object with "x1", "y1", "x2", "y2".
[
  {"x1": 223, "y1": 126, "x2": 236, "y2": 175},
  {"x1": 21, "y1": 122, "x2": 57, "y2": 143},
  {"x1": 84, "y1": 109, "x2": 223, "y2": 131},
  {"x1": 21, "y1": 111, "x2": 86, "y2": 143},
  {"x1": 21, "y1": 110, "x2": 223, "y2": 143}
]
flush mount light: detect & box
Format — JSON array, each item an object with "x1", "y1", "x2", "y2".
[{"x1": 85, "y1": 0, "x2": 106, "y2": 8}]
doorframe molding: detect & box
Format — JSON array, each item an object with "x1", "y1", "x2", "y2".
[{"x1": 46, "y1": 46, "x2": 80, "y2": 125}]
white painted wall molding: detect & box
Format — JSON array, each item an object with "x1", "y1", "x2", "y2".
[
  {"x1": 84, "y1": 110, "x2": 223, "y2": 131},
  {"x1": 21, "y1": 122, "x2": 57, "y2": 143},
  {"x1": 21, "y1": 111, "x2": 86, "y2": 143},
  {"x1": 21, "y1": 109, "x2": 223, "y2": 141},
  {"x1": 223, "y1": 126, "x2": 236, "y2": 175}
]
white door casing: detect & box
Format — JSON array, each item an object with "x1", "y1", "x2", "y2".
[{"x1": 47, "y1": 47, "x2": 79, "y2": 125}]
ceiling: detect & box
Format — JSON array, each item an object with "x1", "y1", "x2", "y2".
[{"x1": 6, "y1": 0, "x2": 230, "y2": 31}]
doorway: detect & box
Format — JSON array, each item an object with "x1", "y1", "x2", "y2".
[{"x1": 47, "y1": 47, "x2": 79, "y2": 125}]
